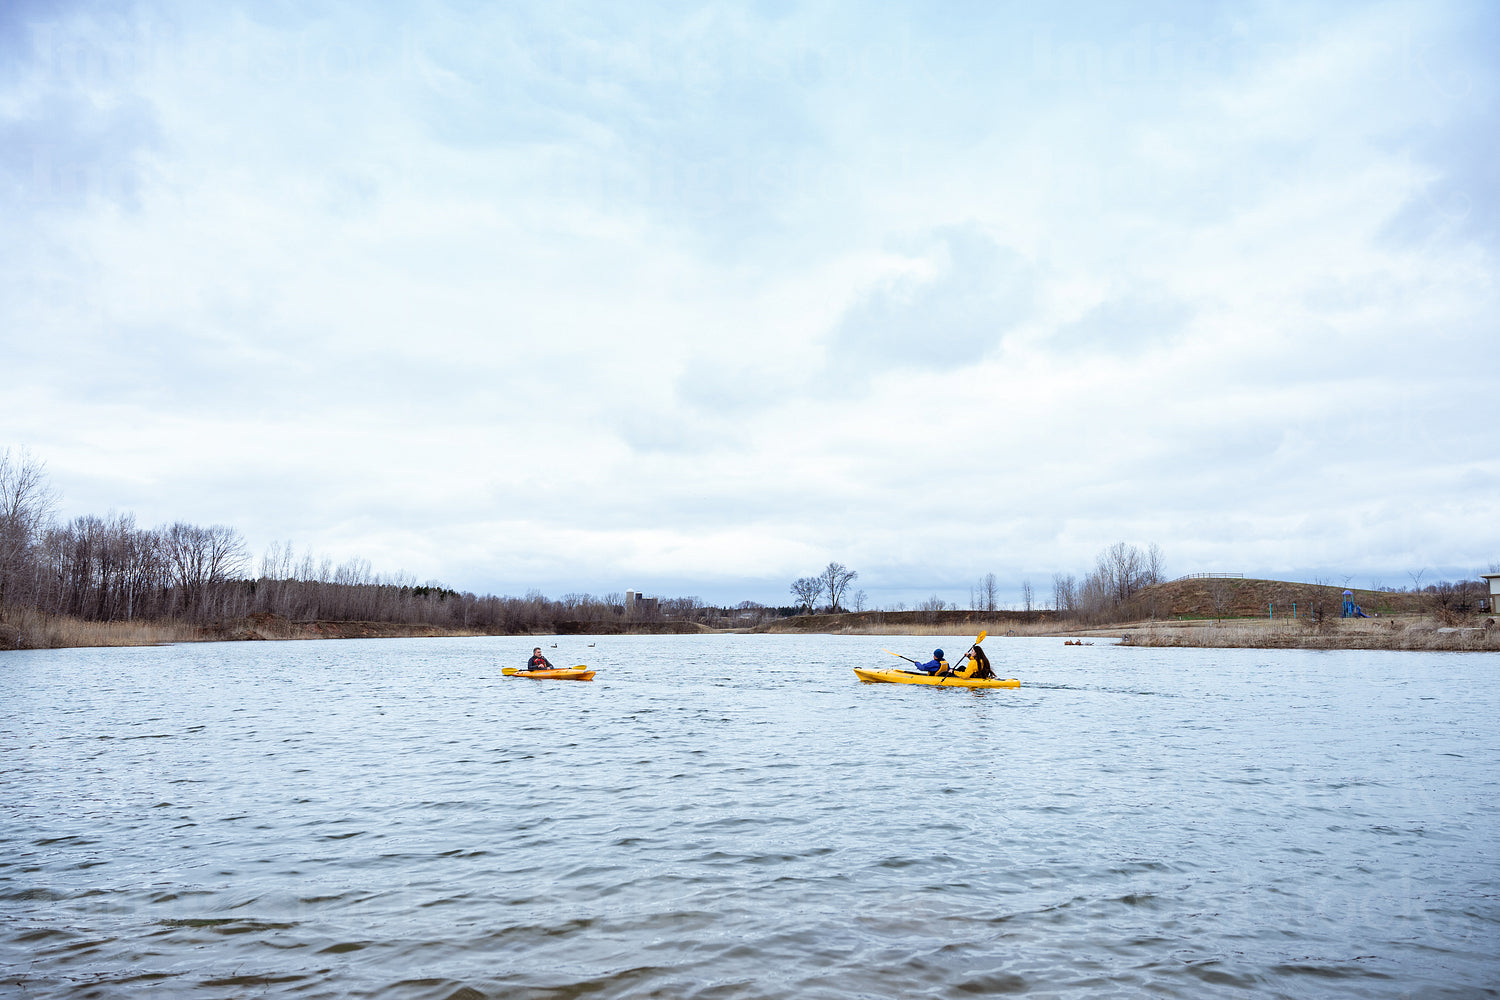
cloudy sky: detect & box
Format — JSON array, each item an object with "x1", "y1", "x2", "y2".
[{"x1": 3, "y1": 0, "x2": 1497, "y2": 608}]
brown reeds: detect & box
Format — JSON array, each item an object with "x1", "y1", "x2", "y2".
[
  {"x1": 1118, "y1": 618, "x2": 1500, "y2": 651},
  {"x1": 755, "y1": 614, "x2": 1054, "y2": 637},
  {"x1": 0, "y1": 608, "x2": 199, "y2": 650}
]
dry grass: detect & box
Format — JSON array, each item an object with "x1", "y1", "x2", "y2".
[
  {"x1": 1115, "y1": 616, "x2": 1500, "y2": 651},
  {"x1": 756, "y1": 618, "x2": 1057, "y2": 637},
  {"x1": 1, "y1": 610, "x2": 200, "y2": 650},
  {"x1": 0, "y1": 609, "x2": 496, "y2": 650},
  {"x1": 8, "y1": 607, "x2": 1495, "y2": 654}
]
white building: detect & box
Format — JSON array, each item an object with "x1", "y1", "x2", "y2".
[{"x1": 1481, "y1": 574, "x2": 1500, "y2": 614}]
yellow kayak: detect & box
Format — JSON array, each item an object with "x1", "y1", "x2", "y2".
[
  {"x1": 854, "y1": 667, "x2": 1019, "y2": 689},
  {"x1": 504, "y1": 667, "x2": 595, "y2": 681}
]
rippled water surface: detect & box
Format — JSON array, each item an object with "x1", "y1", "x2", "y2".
[{"x1": 2, "y1": 634, "x2": 1498, "y2": 998}]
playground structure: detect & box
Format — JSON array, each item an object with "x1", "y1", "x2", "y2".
[{"x1": 1342, "y1": 590, "x2": 1372, "y2": 618}]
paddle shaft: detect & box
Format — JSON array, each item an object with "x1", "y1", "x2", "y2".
[{"x1": 955, "y1": 629, "x2": 989, "y2": 666}]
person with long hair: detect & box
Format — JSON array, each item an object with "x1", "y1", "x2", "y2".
[{"x1": 954, "y1": 643, "x2": 995, "y2": 680}]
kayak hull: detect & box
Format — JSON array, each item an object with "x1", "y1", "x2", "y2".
[
  {"x1": 511, "y1": 668, "x2": 595, "y2": 681},
  {"x1": 854, "y1": 667, "x2": 1019, "y2": 688}
]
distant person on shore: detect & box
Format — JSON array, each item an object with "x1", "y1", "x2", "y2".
[
  {"x1": 913, "y1": 649, "x2": 949, "y2": 675},
  {"x1": 526, "y1": 647, "x2": 553, "y2": 671}
]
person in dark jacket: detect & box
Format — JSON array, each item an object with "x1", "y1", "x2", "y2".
[
  {"x1": 913, "y1": 649, "x2": 949, "y2": 675},
  {"x1": 526, "y1": 647, "x2": 554, "y2": 670}
]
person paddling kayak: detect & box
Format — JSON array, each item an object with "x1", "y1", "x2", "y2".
[
  {"x1": 526, "y1": 647, "x2": 554, "y2": 671},
  {"x1": 953, "y1": 643, "x2": 996, "y2": 680},
  {"x1": 913, "y1": 649, "x2": 950, "y2": 676}
]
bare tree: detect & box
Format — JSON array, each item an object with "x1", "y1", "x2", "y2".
[
  {"x1": 851, "y1": 589, "x2": 868, "y2": 612},
  {"x1": 1207, "y1": 577, "x2": 1233, "y2": 621},
  {"x1": 1426, "y1": 580, "x2": 1477, "y2": 626},
  {"x1": 1103, "y1": 542, "x2": 1145, "y2": 603},
  {"x1": 1052, "y1": 572, "x2": 1077, "y2": 617},
  {"x1": 662, "y1": 595, "x2": 704, "y2": 620},
  {"x1": 790, "y1": 576, "x2": 823, "y2": 614},
  {"x1": 260, "y1": 540, "x2": 296, "y2": 580},
  {"x1": 915, "y1": 594, "x2": 948, "y2": 623},
  {"x1": 974, "y1": 572, "x2": 999, "y2": 612},
  {"x1": 1021, "y1": 579, "x2": 1034, "y2": 614},
  {"x1": 1146, "y1": 543, "x2": 1165, "y2": 584},
  {"x1": 1070, "y1": 542, "x2": 1163, "y2": 622},
  {"x1": 0, "y1": 448, "x2": 58, "y2": 608},
  {"x1": 819, "y1": 562, "x2": 858, "y2": 612},
  {"x1": 162, "y1": 522, "x2": 248, "y2": 621}
]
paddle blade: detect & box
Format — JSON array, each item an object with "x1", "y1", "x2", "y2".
[
  {"x1": 501, "y1": 667, "x2": 518, "y2": 675},
  {"x1": 975, "y1": 630, "x2": 987, "y2": 645}
]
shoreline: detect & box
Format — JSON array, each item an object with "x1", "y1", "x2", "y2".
[
  {"x1": 4, "y1": 611, "x2": 1496, "y2": 653},
  {"x1": 751, "y1": 613, "x2": 1500, "y2": 652},
  {"x1": 1062, "y1": 615, "x2": 1500, "y2": 652},
  {"x1": 0, "y1": 610, "x2": 719, "y2": 650}
]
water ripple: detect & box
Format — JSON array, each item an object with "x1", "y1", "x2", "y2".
[{"x1": 2, "y1": 635, "x2": 1497, "y2": 998}]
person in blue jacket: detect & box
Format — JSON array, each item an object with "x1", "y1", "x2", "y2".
[{"x1": 913, "y1": 649, "x2": 950, "y2": 675}]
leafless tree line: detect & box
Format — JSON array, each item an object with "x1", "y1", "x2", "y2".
[
  {"x1": 39, "y1": 513, "x2": 251, "y2": 623},
  {"x1": 2, "y1": 452, "x2": 265, "y2": 625},
  {"x1": 960, "y1": 543, "x2": 1165, "y2": 620},
  {"x1": 0, "y1": 449, "x2": 767, "y2": 642},
  {"x1": 1051, "y1": 541, "x2": 1167, "y2": 622}
]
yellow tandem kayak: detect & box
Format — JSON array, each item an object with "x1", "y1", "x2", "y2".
[{"x1": 853, "y1": 667, "x2": 1019, "y2": 689}]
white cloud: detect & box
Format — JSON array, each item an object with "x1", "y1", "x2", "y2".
[{"x1": 2, "y1": 0, "x2": 1497, "y2": 607}]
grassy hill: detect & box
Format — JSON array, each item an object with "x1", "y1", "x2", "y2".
[
  {"x1": 1125, "y1": 577, "x2": 1425, "y2": 621},
  {"x1": 751, "y1": 578, "x2": 1437, "y2": 637}
]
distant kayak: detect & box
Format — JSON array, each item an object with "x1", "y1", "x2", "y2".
[
  {"x1": 853, "y1": 667, "x2": 1019, "y2": 689},
  {"x1": 505, "y1": 667, "x2": 595, "y2": 681}
]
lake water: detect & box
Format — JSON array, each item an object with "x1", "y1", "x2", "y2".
[{"x1": 2, "y1": 634, "x2": 1497, "y2": 999}]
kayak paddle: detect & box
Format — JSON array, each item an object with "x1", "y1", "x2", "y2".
[{"x1": 882, "y1": 648, "x2": 919, "y2": 664}]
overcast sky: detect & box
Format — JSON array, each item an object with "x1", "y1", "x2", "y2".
[{"x1": 3, "y1": 0, "x2": 1497, "y2": 608}]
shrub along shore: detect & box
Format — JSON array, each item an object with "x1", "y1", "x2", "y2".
[
  {"x1": 751, "y1": 610, "x2": 1500, "y2": 651},
  {"x1": 7, "y1": 450, "x2": 1492, "y2": 653},
  {"x1": 0, "y1": 609, "x2": 718, "y2": 649},
  {"x1": 5, "y1": 605, "x2": 1496, "y2": 652}
]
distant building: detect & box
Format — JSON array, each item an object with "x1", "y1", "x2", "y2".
[
  {"x1": 1481, "y1": 574, "x2": 1500, "y2": 614},
  {"x1": 625, "y1": 590, "x2": 659, "y2": 618}
]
